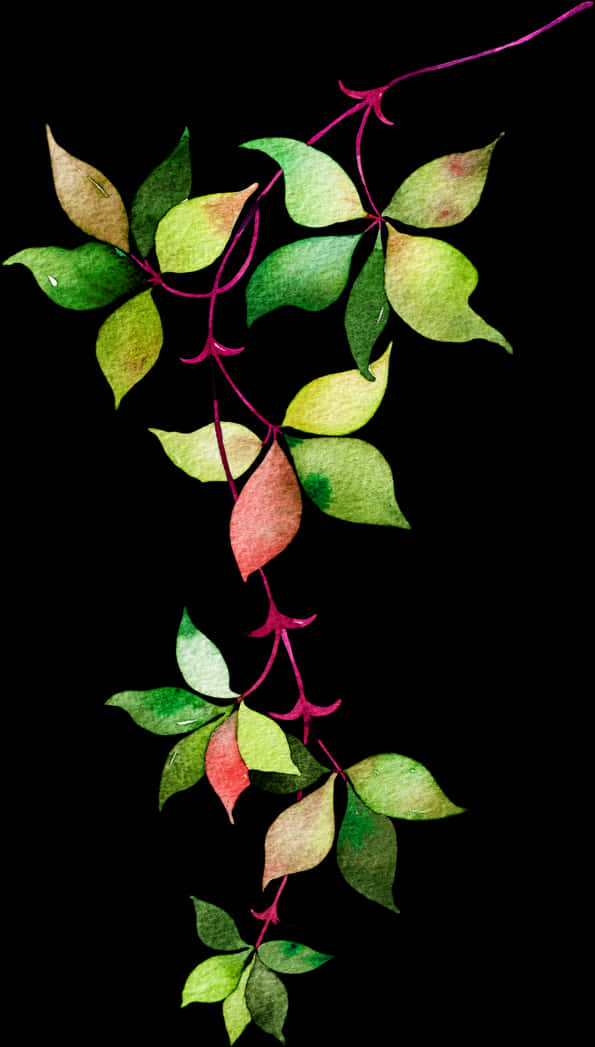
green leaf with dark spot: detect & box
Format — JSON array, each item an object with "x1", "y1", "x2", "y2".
[
  {"x1": 176, "y1": 608, "x2": 239, "y2": 699},
  {"x1": 131, "y1": 128, "x2": 192, "y2": 257},
  {"x1": 181, "y1": 950, "x2": 252, "y2": 1006},
  {"x1": 345, "y1": 231, "x2": 390, "y2": 378},
  {"x1": 2, "y1": 244, "x2": 145, "y2": 310},
  {"x1": 246, "y1": 956, "x2": 288, "y2": 1044},
  {"x1": 246, "y1": 235, "x2": 362, "y2": 326},
  {"x1": 191, "y1": 898, "x2": 249, "y2": 951},
  {"x1": 158, "y1": 714, "x2": 229, "y2": 809},
  {"x1": 346, "y1": 753, "x2": 466, "y2": 819},
  {"x1": 250, "y1": 735, "x2": 326, "y2": 794},
  {"x1": 106, "y1": 687, "x2": 230, "y2": 735},
  {"x1": 337, "y1": 782, "x2": 399, "y2": 912},
  {"x1": 258, "y1": 940, "x2": 333, "y2": 974},
  {"x1": 288, "y1": 436, "x2": 410, "y2": 528}
]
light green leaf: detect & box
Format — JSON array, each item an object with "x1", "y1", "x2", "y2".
[
  {"x1": 240, "y1": 137, "x2": 366, "y2": 226},
  {"x1": 96, "y1": 289, "x2": 163, "y2": 407},
  {"x1": 149, "y1": 422, "x2": 262, "y2": 482},
  {"x1": 223, "y1": 958, "x2": 255, "y2": 1044},
  {"x1": 246, "y1": 234, "x2": 362, "y2": 326},
  {"x1": 158, "y1": 714, "x2": 228, "y2": 810},
  {"x1": 346, "y1": 753, "x2": 466, "y2": 820},
  {"x1": 384, "y1": 226, "x2": 512, "y2": 352},
  {"x1": 249, "y1": 735, "x2": 326, "y2": 794},
  {"x1": 283, "y1": 343, "x2": 391, "y2": 435},
  {"x1": 246, "y1": 956, "x2": 288, "y2": 1044},
  {"x1": 191, "y1": 898, "x2": 249, "y2": 951},
  {"x1": 2, "y1": 244, "x2": 145, "y2": 310},
  {"x1": 258, "y1": 940, "x2": 333, "y2": 974},
  {"x1": 287, "y1": 436, "x2": 410, "y2": 528},
  {"x1": 336, "y1": 782, "x2": 399, "y2": 912},
  {"x1": 105, "y1": 687, "x2": 229, "y2": 735},
  {"x1": 383, "y1": 136, "x2": 502, "y2": 228},
  {"x1": 131, "y1": 127, "x2": 192, "y2": 257},
  {"x1": 344, "y1": 231, "x2": 390, "y2": 378},
  {"x1": 182, "y1": 950, "x2": 252, "y2": 1006},
  {"x1": 237, "y1": 704, "x2": 299, "y2": 776},
  {"x1": 176, "y1": 609, "x2": 239, "y2": 700},
  {"x1": 155, "y1": 184, "x2": 258, "y2": 273}
]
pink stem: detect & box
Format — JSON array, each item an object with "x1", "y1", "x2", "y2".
[
  {"x1": 355, "y1": 105, "x2": 381, "y2": 218},
  {"x1": 241, "y1": 631, "x2": 281, "y2": 701},
  {"x1": 255, "y1": 876, "x2": 288, "y2": 949},
  {"x1": 307, "y1": 101, "x2": 368, "y2": 145},
  {"x1": 214, "y1": 353, "x2": 277, "y2": 431},
  {"x1": 316, "y1": 737, "x2": 346, "y2": 780},
  {"x1": 281, "y1": 629, "x2": 305, "y2": 698},
  {"x1": 210, "y1": 360, "x2": 237, "y2": 500}
]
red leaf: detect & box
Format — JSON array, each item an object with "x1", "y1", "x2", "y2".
[
  {"x1": 230, "y1": 441, "x2": 302, "y2": 581},
  {"x1": 205, "y1": 712, "x2": 250, "y2": 823}
]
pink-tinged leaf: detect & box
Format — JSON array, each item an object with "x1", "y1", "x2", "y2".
[
  {"x1": 205, "y1": 712, "x2": 250, "y2": 824},
  {"x1": 262, "y1": 774, "x2": 337, "y2": 889},
  {"x1": 230, "y1": 441, "x2": 302, "y2": 582}
]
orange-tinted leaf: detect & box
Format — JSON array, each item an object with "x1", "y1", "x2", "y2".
[
  {"x1": 205, "y1": 712, "x2": 250, "y2": 823},
  {"x1": 262, "y1": 774, "x2": 337, "y2": 889},
  {"x1": 230, "y1": 441, "x2": 302, "y2": 582}
]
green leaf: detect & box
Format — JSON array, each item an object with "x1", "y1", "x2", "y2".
[
  {"x1": 155, "y1": 184, "x2": 258, "y2": 273},
  {"x1": 246, "y1": 956, "x2": 288, "y2": 1044},
  {"x1": 182, "y1": 950, "x2": 252, "y2": 1006},
  {"x1": 250, "y1": 735, "x2": 326, "y2": 794},
  {"x1": 344, "y1": 231, "x2": 390, "y2": 378},
  {"x1": 346, "y1": 753, "x2": 466, "y2": 820},
  {"x1": 2, "y1": 244, "x2": 145, "y2": 310},
  {"x1": 240, "y1": 137, "x2": 366, "y2": 227},
  {"x1": 176, "y1": 609, "x2": 239, "y2": 699},
  {"x1": 223, "y1": 958, "x2": 255, "y2": 1044},
  {"x1": 191, "y1": 898, "x2": 249, "y2": 951},
  {"x1": 383, "y1": 136, "x2": 502, "y2": 228},
  {"x1": 288, "y1": 436, "x2": 410, "y2": 528},
  {"x1": 96, "y1": 289, "x2": 163, "y2": 407},
  {"x1": 384, "y1": 226, "x2": 512, "y2": 352},
  {"x1": 159, "y1": 714, "x2": 228, "y2": 809},
  {"x1": 131, "y1": 127, "x2": 192, "y2": 257},
  {"x1": 337, "y1": 782, "x2": 399, "y2": 912},
  {"x1": 237, "y1": 704, "x2": 299, "y2": 776},
  {"x1": 105, "y1": 687, "x2": 230, "y2": 735},
  {"x1": 258, "y1": 940, "x2": 333, "y2": 975},
  {"x1": 246, "y1": 235, "x2": 362, "y2": 326},
  {"x1": 149, "y1": 422, "x2": 262, "y2": 482},
  {"x1": 283, "y1": 343, "x2": 391, "y2": 435}
]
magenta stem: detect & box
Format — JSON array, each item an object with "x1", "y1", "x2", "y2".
[
  {"x1": 214, "y1": 353, "x2": 277, "y2": 431},
  {"x1": 210, "y1": 360, "x2": 238, "y2": 500},
  {"x1": 241, "y1": 631, "x2": 281, "y2": 701},
  {"x1": 281, "y1": 629, "x2": 305, "y2": 699},
  {"x1": 255, "y1": 876, "x2": 288, "y2": 949},
  {"x1": 307, "y1": 101, "x2": 368, "y2": 145},
  {"x1": 316, "y1": 737, "x2": 346, "y2": 780},
  {"x1": 355, "y1": 105, "x2": 381, "y2": 218}
]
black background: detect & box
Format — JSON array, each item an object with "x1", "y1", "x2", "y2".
[{"x1": 3, "y1": 4, "x2": 590, "y2": 1043}]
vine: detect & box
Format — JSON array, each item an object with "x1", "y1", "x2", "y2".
[{"x1": 4, "y1": 6, "x2": 590, "y2": 1041}]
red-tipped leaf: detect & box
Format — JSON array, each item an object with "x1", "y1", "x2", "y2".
[
  {"x1": 205, "y1": 712, "x2": 250, "y2": 823},
  {"x1": 230, "y1": 441, "x2": 302, "y2": 581}
]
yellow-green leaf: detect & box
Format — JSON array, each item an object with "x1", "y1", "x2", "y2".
[
  {"x1": 346, "y1": 753, "x2": 466, "y2": 820},
  {"x1": 181, "y1": 951, "x2": 252, "y2": 1006},
  {"x1": 96, "y1": 290, "x2": 163, "y2": 407},
  {"x1": 237, "y1": 704, "x2": 299, "y2": 776},
  {"x1": 149, "y1": 422, "x2": 262, "y2": 482},
  {"x1": 282, "y1": 344, "x2": 391, "y2": 435},
  {"x1": 155, "y1": 184, "x2": 258, "y2": 273},
  {"x1": 223, "y1": 958, "x2": 255, "y2": 1044},
  {"x1": 263, "y1": 774, "x2": 337, "y2": 889}
]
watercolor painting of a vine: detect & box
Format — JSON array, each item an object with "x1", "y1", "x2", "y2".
[{"x1": 4, "y1": 5, "x2": 590, "y2": 1042}]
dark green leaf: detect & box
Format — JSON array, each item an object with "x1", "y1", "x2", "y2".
[
  {"x1": 191, "y1": 898, "x2": 249, "y2": 951},
  {"x1": 258, "y1": 940, "x2": 332, "y2": 974},
  {"x1": 2, "y1": 244, "x2": 145, "y2": 310},
  {"x1": 250, "y1": 735, "x2": 326, "y2": 793},
  {"x1": 131, "y1": 128, "x2": 192, "y2": 257},
  {"x1": 337, "y1": 782, "x2": 399, "y2": 912},
  {"x1": 246, "y1": 956, "x2": 288, "y2": 1044},
  {"x1": 158, "y1": 714, "x2": 229, "y2": 810},
  {"x1": 344, "y1": 231, "x2": 390, "y2": 378},
  {"x1": 106, "y1": 686, "x2": 230, "y2": 735}
]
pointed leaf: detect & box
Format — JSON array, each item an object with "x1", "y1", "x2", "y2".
[
  {"x1": 245, "y1": 956, "x2": 288, "y2": 1044},
  {"x1": 346, "y1": 753, "x2": 466, "y2": 820},
  {"x1": 287, "y1": 436, "x2": 409, "y2": 528},
  {"x1": 46, "y1": 125, "x2": 129, "y2": 251},
  {"x1": 205, "y1": 712, "x2": 251, "y2": 823},
  {"x1": 250, "y1": 735, "x2": 326, "y2": 794},
  {"x1": 181, "y1": 951, "x2": 252, "y2": 1006},
  {"x1": 283, "y1": 343, "x2": 391, "y2": 435},
  {"x1": 2, "y1": 244, "x2": 145, "y2": 310},
  {"x1": 96, "y1": 289, "x2": 163, "y2": 407},
  {"x1": 337, "y1": 782, "x2": 399, "y2": 912},
  {"x1": 176, "y1": 609, "x2": 239, "y2": 699},
  {"x1": 149, "y1": 422, "x2": 262, "y2": 482},
  {"x1": 383, "y1": 136, "x2": 502, "y2": 228},
  {"x1": 258, "y1": 940, "x2": 333, "y2": 974},
  {"x1": 246, "y1": 234, "x2": 362, "y2": 326},
  {"x1": 105, "y1": 686, "x2": 230, "y2": 735},
  {"x1": 237, "y1": 704, "x2": 299, "y2": 776},
  {"x1": 191, "y1": 897, "x2": 249, "y2": 952},
  {"x1": 223, "y1": 958, "x2": 255, "y2": 1044},
  {"x1": 262, "y1": 774, "x2": 337, "y2": 889},
  {"x1": 131, "y1": 127, "x2": 192, "y2": 257},
  {"x1": 159, "y1": 714, "x2": 228, "y2": 810},
  {"x1": 155, "y1": 184, "x2": 258, "y2": 273},
  {"x1": 229, "y1": 441, "x2": 302, "y2": 582},
  {"x1": 344, "y1": 231, "x2": 390, "y2": 378},
  {"x1": 384, "y1": 226, "x2": 512, "y2": 352},
  {"x1": 240, "y1": 137, "x2": 366, "y2": 226}
]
